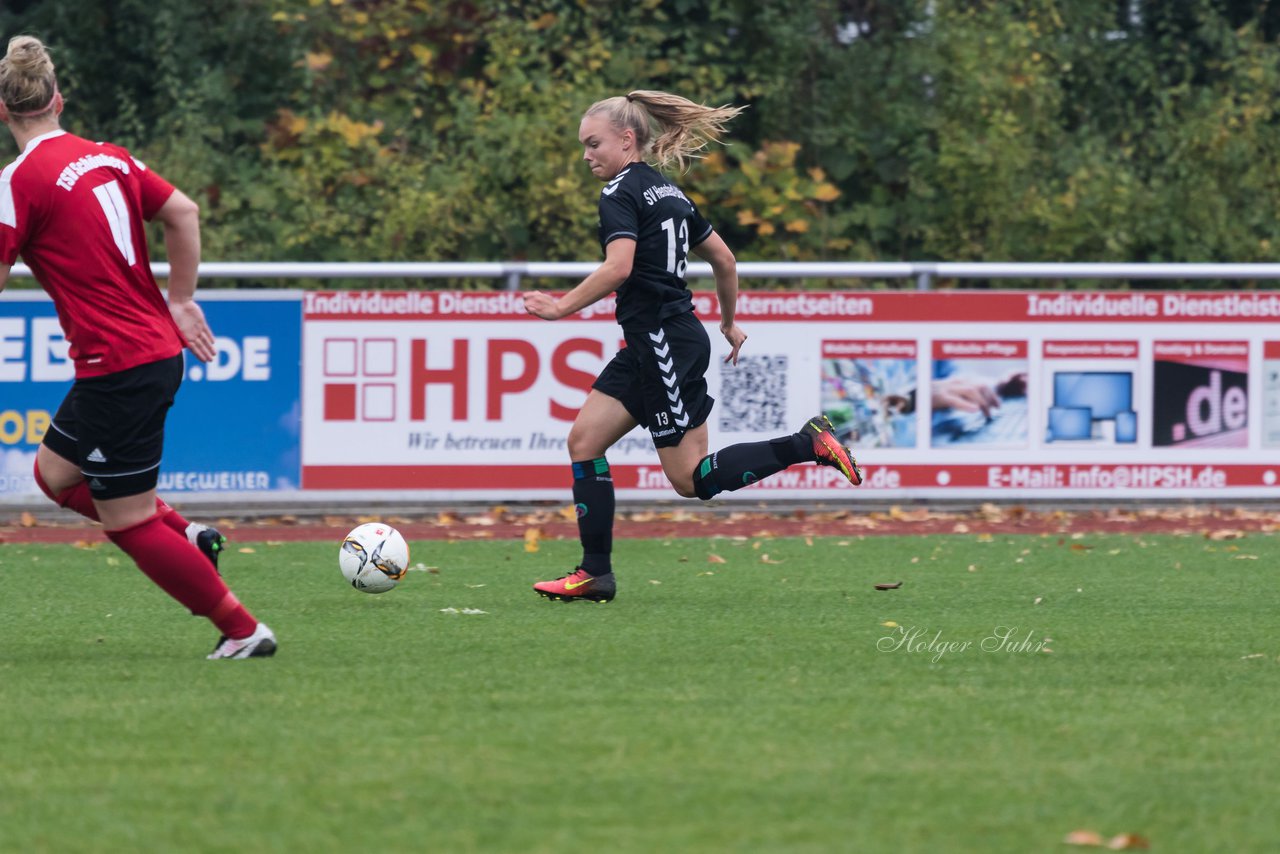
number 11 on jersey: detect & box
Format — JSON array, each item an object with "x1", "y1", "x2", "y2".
[{"x1": 93, "y1": 179, "x2": 138, "y2": 266}]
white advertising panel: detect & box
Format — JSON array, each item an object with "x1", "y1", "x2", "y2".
[{"x1": 301, "y1": 290, "x2": 1280, "y2": 500}]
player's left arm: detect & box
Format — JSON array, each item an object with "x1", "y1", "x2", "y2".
[
  {"x1": 691, "y1": 231, "x2": 747, "y2": 365},
  {"x1": 524, "y1": 238, "x2": 635, "y2": 321},
  {"x1": 0, "y1": 263, "x2": 9, "y2": 292},
  {"x1": 152, "y1": 188, "x2": 215, "y2": 363}
]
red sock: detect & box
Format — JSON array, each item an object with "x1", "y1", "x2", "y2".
[
  {"x1": 36, "y1": 461, "x2": 191, "y2": 533},
  {"x1": 155, "y1": 498, "x2": 193, "y2": 535},
  {"x1": 106, "y1": 512, "x2": 257, "y2": 639}
]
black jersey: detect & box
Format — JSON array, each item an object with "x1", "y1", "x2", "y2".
[{"x1": 596, "y1": 161, "x2": 714, "y2": 331}]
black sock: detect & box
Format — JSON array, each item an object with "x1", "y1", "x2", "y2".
[
  {"x1": 692, "y1": 433, "x2": 812, "y2": 500},
  {"x1": 572, "y1": 457, "x2": 614, "y2": 576}
]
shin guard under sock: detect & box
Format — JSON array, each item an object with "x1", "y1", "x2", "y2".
[
  {"x1": 106, "y1": 512, "x2": 256, "y2": 639},
  {"x1": 572, "y1": 457, "x2": 614, "y2": 576},
  {"x1": 692, "y1": 433, "x2": 813, "y2": 500}
]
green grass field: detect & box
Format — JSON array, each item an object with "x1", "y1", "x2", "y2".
[{"x1": 3, "y1": 531, "x2": 1279, "y2": 853}]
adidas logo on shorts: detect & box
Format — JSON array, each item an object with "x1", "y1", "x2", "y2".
[{"x1": 87, "y1": 448, "x2": 108, "y2": 463}]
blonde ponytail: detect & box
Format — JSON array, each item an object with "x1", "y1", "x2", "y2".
[{"x1": 584, "y1": 89, "x2": 744, "y2": 173}]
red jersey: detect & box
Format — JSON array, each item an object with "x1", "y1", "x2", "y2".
[{"x1": 0, "y1": 130, "x2": 184, "y2": 377}]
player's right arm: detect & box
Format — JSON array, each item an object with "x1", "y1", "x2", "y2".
[
  {"x1": 152, "y1": 188, "x2": 215, "y2": 363},
  {"x1": 0, "y1": 263, "x2": 8, "y2": 292},
  {"x1": 524, "y1": 237, "x2": 635, "y2": 320}
]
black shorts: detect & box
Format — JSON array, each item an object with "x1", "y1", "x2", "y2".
[
  {"x1": 42, "y1": 354, "x2": 183, "y2": 500},
  {"x1": 593, "y1": 311, "x2": 714, "y2": 448}
]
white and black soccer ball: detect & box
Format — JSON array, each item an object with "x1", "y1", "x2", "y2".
[{"x1": 339, "y1": 522, "x2": 410, "y2": 594}]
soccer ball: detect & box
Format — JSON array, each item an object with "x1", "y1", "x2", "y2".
[{"x1": 339, "y1": 522, "x2": 410, "y2": 594}]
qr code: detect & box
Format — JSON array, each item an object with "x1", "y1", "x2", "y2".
[{"x1": 719, "y1": 354, "x2": 789, "y2": 432}]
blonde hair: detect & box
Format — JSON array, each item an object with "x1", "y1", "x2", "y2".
[
  {"x1": 585, "y1": 90, "x2": 744, "y2": 173},
  {"x1": 0, "y1": 35, "x2": 58, "y2": 120}
]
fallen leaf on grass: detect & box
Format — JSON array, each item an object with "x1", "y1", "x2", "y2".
[
  {"x1": 881, "y1": 620, "x2": 898, "y2": 627},
  {"x1": 1241, "y1": 653, "x2": 1266, "y2": 660},
  {"x1": 707, "y1": 553, "x2": 727, "y2": 564},
  {"x1": 978, "y1": 502, "x2": 1006, "y2": 522},
  {"x1": 1233, "y1": 554, "x2": 1259, "y2": 560},
  {"x1": 1063, "y1": 829, "x2": 1105, "y2": 846},
  {"x1": 237, "y1": 547, "x2": 256, "y2": 554},
  {"x1": 1107, "y1": 834, "x2": 1149, "y2": 850},
  {"x1": 648, "y1": 579, "x2": 662, "y2": 585},
  {"x1": 874, "y1": 581, "x2": 902, "y2": 590},
  {"x1": 889, "y1": 506, "x2": 932, "y2": 522},
  {"x1": 1070, "y1": 543, "x2": 1093, "y2": 552},
  {"x1": 523, "y1": 528, "x2": 542, "y2": 553},
  {"x1": 1206, "y1": 529, "x2": 1244, "y2": 541},
  {"x1": 760, "y1": 554, "x2": 785, "y2": 564}
]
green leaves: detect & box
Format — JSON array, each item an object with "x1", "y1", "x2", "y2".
[{"x1": 6, "y1": 0, "x2": 1280, "y2": 273}]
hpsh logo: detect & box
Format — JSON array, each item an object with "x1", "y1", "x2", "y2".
[
  {"x1": 322, "y1": 337, "x2": 398, "y2": 422},
  {"x1": 320, "y1": 335, "x2": 606, "y2": 423}
]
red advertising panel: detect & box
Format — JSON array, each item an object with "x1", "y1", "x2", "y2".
[{"x1": 298, "y1": 292, "x2": 1280, "y2": 499}]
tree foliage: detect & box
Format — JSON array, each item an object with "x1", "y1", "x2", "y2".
[{"x1": 3, "y1": 0, "x2": 1280, "y2": 278}]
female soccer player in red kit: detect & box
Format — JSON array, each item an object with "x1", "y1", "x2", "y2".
[{"x1": 0, "y1": 35, "x2": 275, "y2": 659}]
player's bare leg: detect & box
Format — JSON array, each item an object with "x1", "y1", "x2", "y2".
[
  {"x1": 657, "y1": 422, "x2": 709, "y2": 498},
  {"x1": 34, "y1": 444, "x2": 227, "y2": 570}
]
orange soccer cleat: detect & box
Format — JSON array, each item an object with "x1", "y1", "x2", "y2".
[
  {"x1": 533, "y1": 567, "x2": 617, "y2": 603},
  {"x1": 801, "y1": 414, "x2": 864, "y2": 486}
]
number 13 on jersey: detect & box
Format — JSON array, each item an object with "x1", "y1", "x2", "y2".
[{"x1": 661, "y1": 217, "x2": 689, "y2": 279}]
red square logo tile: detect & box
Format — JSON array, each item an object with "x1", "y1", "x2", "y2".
[{"x1": 324, "y1": 383, "x2": 357, "y2": 420}]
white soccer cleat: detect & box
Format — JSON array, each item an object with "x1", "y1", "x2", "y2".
[{"x1": 207, "y1": 622, "x2": 277, "y2": 660}]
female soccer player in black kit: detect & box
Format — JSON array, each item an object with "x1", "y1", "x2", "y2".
[{"x1": 523, "y1": 90, "x2": 863, "y2": 603}]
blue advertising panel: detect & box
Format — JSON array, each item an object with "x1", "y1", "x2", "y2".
[{"x1": 0, "y1": 292, "x2": 301, "y2": 498}]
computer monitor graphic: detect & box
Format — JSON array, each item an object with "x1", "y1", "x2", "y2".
[
  {"x1": 1114, "y1": 410, "x2": 1137, "y2": 443},
  {"x1": 1047, "y1": 406, "x2": 1093, "y2": 441},
  {"x1": 1050, "y1": 371, "x2": 1134, "y2": 441}
]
